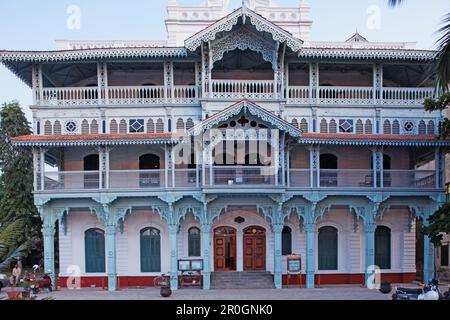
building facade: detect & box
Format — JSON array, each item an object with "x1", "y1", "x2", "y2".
[{"x1": 1, "y1": 0, "x2": 448, "y2": 291}]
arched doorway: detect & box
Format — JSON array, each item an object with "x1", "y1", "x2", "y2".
[
  {"x1": 85, "y1": 228, "x2": 105, "y2": 273},
  {"x1": 140, "y1": 227, "x2": 161, "y2": 272},
  {"x1": 139, "y1": 153, "x2": 160, "y2": 187},
  {"x1": 375, "y1": 226, "x2": 391, "y2": 269},
  {"x1": 318, "y1": 226, "x2": 338, "y2": 270},
  {"x1": 84, "y1": 154, "x2": 99, "y2": 189},
  {"x1": 214, "y1": 226, "x2": 237, "y2": 271},
  {"x1": 243, "y1": 226, "x2": 266, "y2": 271}
]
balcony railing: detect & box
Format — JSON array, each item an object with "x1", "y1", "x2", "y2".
[
  {"x1": 39, "y1": 168, "x2": 437, "y2": 191},
  {"x1": 41, "y1": 87, "x2": 99, "y2": 106},
  {"x1": 318, "y1": 86, "x2": 374, "y2": 105},
  {"x1": 382, "y1": 87, "x2": 435, "y2": 106},
  {"x1": 38, "y1": 85, "x2": 199, "y2": 106},
  {"x1": 38, "y1": 84, "x2": 434, "y2": 106},
  {"x1": 210, "y1": 80, "x2": 275, "y2": 99},
  {"x1": 107, "y1": 86, "x2": 165, "y2": 105},
  {"x1": 205, "y1": 166, "x2": 278, "y2": 187},
  {"x1": 287, "y1": 86, "x2": 434, "y2": 105}
]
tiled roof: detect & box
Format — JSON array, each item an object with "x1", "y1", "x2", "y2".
[{"x1": 11, "y1": 133, "x2": 184, "y2": 147}]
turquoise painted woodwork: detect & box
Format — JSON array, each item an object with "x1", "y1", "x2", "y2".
[
  {"x1": 201, "y1": 223, "x2": 212, "y2": 290},
  {"x1": 364, "y1": 223, "x2": 376, "y2": 285},
  {"x1": 106, "y1": 225, "x2": 117, "y2": 291},
  {"x1": 140, "y1": 227, "x2": 161, "y2": 272},
  {"x1": 169, "y1": 225, "x2": 179, "y2": 290},
  {"x1": 305, "y1": 224, "x2": 315, "y2": 289},
  {"x1": 423, "y1": 235, "x2": 435, "y2": 283},
  {"x1": 85, "y1": 228, "x2": 106, "y2": 273},
  {"x1": 375, "y1": 226, "x2": 391, "y2": 270},
  {"x1": 42, "y1": 224, "x2": 55, "y2": 290},
  {"x1": 318, "y1": 226, "x2": 338, "y2": 270},
  {"x1": 273, "y1": 224, "x2": 283, "y2": 289}
]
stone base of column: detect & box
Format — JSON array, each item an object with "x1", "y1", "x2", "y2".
[
  {"x1": 274, "y1": 272, "x2": 282, "y2": 289},
  {"x1": 108, "y1": 274, "x2": 117, "y2": 291},
  {"x1": 306, "y1": 271, "x2": 315, "y2": 289},
  {"x1": 202, "y1": 272, "x2": 211, "y2": 290}
]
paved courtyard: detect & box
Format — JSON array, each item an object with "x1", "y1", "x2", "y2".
[{"x1": 1, "y1": 285, "x2": 397, "y2": 300}]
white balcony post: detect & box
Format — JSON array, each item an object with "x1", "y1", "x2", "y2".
[
  {"x1": 32, "y1": 64, "x2": 43, "y2": 105},
  {"x1": 171, "y1": 146, "x2": 176, "y2": 188},
  {"x1": 378, "y1": 149, "x2": 384, "y2": 188},
  {"x1": 435, "y1": 147, "x2": 443, "y2": 189},
  {"x1": 372, "y1": 148, "x2": 377, "y2": 188},
  {"x1": 40, "y1": 148, "x2": 46, "y2": 191},
  {"x1": 164, "y1": 146, "x2": 169, "y2": 188},
  {"x1": 315, "y1": 146, "x2": 320, "y2": 188},
  {"x1": 309, "y1": 62, "x2": 319, "y2": 104},
  {"x1": 97, "y1": 62, "x2": 108, "y2": 104},
  {"x1": 105, "y1": 148, "x2": 110, "y2": 189},
  {"x1": 286, "y1": 146, "x2": 291, "y2": 188}
]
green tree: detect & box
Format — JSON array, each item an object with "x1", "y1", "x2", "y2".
[
  {"x1": 0, "y1": 101, "x2": 40, "y2": 271},
  {"x1": 388, "y1": 1, "x2": 450, "y2": 245}
]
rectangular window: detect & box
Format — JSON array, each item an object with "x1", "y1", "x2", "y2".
[
  {"x1": 339, "y1": 119, "x2": 354, "y2": 133},
  {"x1": 129, "y1": 119, "x2": 144, "y2": 133},
  {"x1": 441, "y1": 245, "x2": 449, "y2": 267}
]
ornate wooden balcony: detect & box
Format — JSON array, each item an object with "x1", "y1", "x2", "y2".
[
  {"x1": 39, "y1": 167, "x2": 437, "y2": 192},
  {"x1": 37, "y1": 84, "x2": 434, "y2": 106}
]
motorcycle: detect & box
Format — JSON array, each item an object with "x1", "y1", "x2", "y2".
[
  {"x1": 392, "y1": 279, "x2": 447, "y2": 300},
  {"x1": 25, "y1": 273, "x2": 52, "y2": 294}
]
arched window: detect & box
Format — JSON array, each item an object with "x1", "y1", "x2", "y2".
[
  {"x1": 139, "y1": 154, "x2": 161, "y2": 188},
  {"x1": 282, "y1": 226, "x2": 292, "y2": 255},
  {"x1": 320, "y1": 154, "x2": 338, "y2": 187},
  {"x1": 81, "y1": 119, "x2": 90, "y2": 135},
  {"x1": 90, "y1": 120, "x2": 99, "y2": 134},
  {"x1": 84, "y1": 154, "x2": 99, "y2": 189},
  {"x1": 375, "y1": 226, "x2": 391, "y2": 269},
  {"x1": 85, "y1": 228, "x2": 105, "y2": 273},
  {"x1": 188, "y1": 227, "x2": 201, "y2": 257},
  {"x1": 291, "y1": 119, "x2": 299, "y2": 128},
  {"x1": 140, "y1": 227, "x2": 161, "y2": 272},
  {"x1": 300, "y1": 118, "x2": 308, "y2": 133},
  {"x1": 318, "y1": 226, "x2": 338, "y2": 270},
  {"x1": 365, "y1": 119, "x2": 373, "y2": 134},
  {"x1": 110, "y1": 120, "x2": 118, "y2": 134}
]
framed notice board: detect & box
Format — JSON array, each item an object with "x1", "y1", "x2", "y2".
[{"x1": 287, "y1": 254, "x2": 302, "y2": 274}]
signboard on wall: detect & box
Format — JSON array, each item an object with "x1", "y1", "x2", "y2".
[{"x1": 287, "y1": 254, "x2": 302, "y2": 274}]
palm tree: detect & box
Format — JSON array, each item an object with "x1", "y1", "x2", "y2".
[{"x1": 388, "y1": 0, "x2": 450, "y2": 91}]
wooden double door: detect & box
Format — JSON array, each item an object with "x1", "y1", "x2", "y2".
[
  {"x1": 214, "y1": 226, "x2": 266, "y2": 272},
  {"x1": 243, "y1": 226, "x2": 266, "y2": 271},
  {"x1": 214, "y1": 226, "x2": 237, "y2": 271}
]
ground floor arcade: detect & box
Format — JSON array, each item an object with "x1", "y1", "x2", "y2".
[{"x1": 37, "y1": 193, "x2": 442, "y2": 291}]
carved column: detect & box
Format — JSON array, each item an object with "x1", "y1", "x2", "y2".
[
  {"x1": 304, "y1": 203, "x2": 317, "y2": 289},
  {"x1": 164, "y1": 61, "x2": 174, "y2": 103},
  {"x1": 309, "y1": 145, "x2": 320, "y2": 188},
  {"x1": 363, "y1": 205, "x2": 378, "y2": 286},
  {"x1": 435, "y1": 147, "x2": 444, "y2": 189},
  {"x1": 372, "y1": 148, "x2": 378, "y2": 188},
  {"x1": 168, "y1": 222, "x2": 179, "y2": 291},
  {"x1": 201, "y1": 216, "x2": 212, "y2": 290},
  {"x1": 423, "y1": 207, "x2": 436, "y2": 283},
  {"x1": 105, "y1": 219, "x2": 117, "y2": 291},
  {"x1": 97, "y1": 62, "x2": 108, "y2": 104},
  {"x1": 33, "y1": 148, "x2": 41, "y2": 191},
  {"x1": 40, "y1": 207, "x2": 56, "y2": 289},
  {"x1": 309, "y1": 62, "x2": 319, "y2": 104},
  {"x1": 373, "y1": 63, "x2": 383, "y2": 106},
  {"x1": 273, "y1": 222, "x2": 284, "y2": 289},
  {"x1": 32, "y1": 64, "x2": 43, "y2": 105}
]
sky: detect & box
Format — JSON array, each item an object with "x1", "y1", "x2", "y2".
[{"x1": 0, "y1": 0, "x2": 449, "y2": 121}]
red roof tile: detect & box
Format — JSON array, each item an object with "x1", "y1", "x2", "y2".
[{"x1": 11, "y1": 133, "x2": 182, "y2": 142}]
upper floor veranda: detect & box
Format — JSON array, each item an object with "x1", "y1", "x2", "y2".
[{"x1": 0, "y1": 6, "x2": 440, "y2": 111}]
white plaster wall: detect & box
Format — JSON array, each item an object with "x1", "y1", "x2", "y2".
[{"x1": 58, "y1": 206, "x2": 416, "y2": 278}]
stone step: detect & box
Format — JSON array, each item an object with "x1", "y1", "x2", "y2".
[{"x1": 210, "y1": 272, "x2": 274, "y2": 289}]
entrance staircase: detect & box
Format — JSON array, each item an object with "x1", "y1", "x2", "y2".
[{"x1": 210, "y1": 272, "x2": 274, "y2": 289}]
